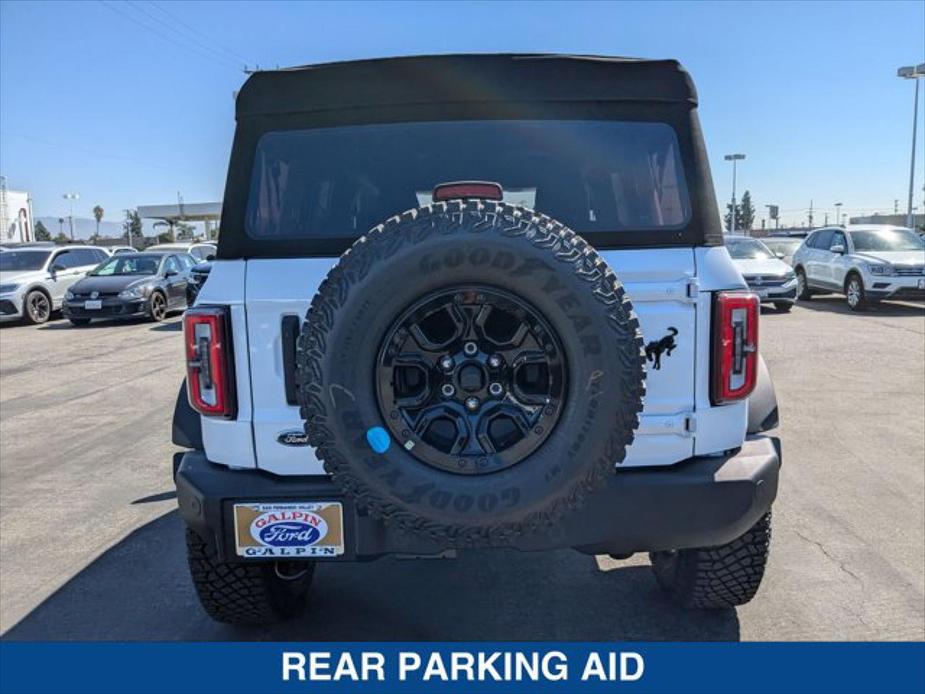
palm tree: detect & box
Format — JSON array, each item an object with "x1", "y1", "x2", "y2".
[{"x1": 92, "y1": 205, "x2": 104, "y2": 240}]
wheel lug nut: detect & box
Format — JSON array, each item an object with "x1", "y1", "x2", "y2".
[
  {"x1": 489, "y1": 382, "x2": 503, "y2": 397},
  {"x1": 441, "y1": 384, "x2": 456, "y2": 398},
  {"x1": 465, "y1": 397, "x2": 480, "y2": 411},
  {"x1": 463, "y1": 342, "x2": 478, "y2": 356},
  {"x1": 440, "y1": 356, "x2": 454, "y2": 371},
  {"x1": 488, "y1": 355, "x2": 502, "y2": 368}
]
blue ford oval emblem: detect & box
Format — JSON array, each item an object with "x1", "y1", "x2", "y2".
[
  {"x1": 277, "y1": 430, "x2": 310, "y2": 446},
  {"x1": 257, "y1": 521, "x2": 321, "y2": 547}
]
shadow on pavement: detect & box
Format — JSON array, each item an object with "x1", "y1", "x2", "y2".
[
  {"x1": 38, "y1": 317, "x2": 149, "y2": 330},
  {"x1": 759, "y1": 305, "x2": 793, "y2": 316},
  {"x1": 2, "y1": 512, "x2": 740, "y2": 642},
  {"x1": 149, "y1": 320, "x2": 182, "y2": 332},
  {"x1": 794, "y1": 296, "x2": 925, "y2": 317},
  {"x1": 131, "y1": 491, "x2": 177, "y2": 505},
  {"x1": 0, "y1": 315, "x2": 63, "y2": 329}
]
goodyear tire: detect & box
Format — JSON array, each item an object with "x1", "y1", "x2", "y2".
[{"x1": 296, "y1": 200, "x2": 645, "y2": 546}]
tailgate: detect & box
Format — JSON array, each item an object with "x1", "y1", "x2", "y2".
[{"x1": 244, "y1": 249, "x2": 699, "y2": 474}]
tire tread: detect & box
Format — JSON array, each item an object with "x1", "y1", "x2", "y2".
[
  {"x1": 185, "y1": 528, "x2": 313, "y2": 625},
  {"x1": 650, "y1": 511, "x2": 772, "y2": 609}
]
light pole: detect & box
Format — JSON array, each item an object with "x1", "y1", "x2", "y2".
[
  {"x1": 724, "y1": 153, "x2": 746, "y2": 234},
  {"x1": 62, "y1": 192, "x2": 79, "y2": 240},
  {"x1": 898, "y1": 64, "x2": 925, "y2": 229},
  {"x1": 835, "y1": 202, "x2": 843, "y2": 226}
]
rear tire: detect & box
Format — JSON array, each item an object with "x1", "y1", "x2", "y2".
[
  {"x1": 22, "y1": 290, "x2": 52, "y2": 325},
  {"x1": 845, "y1": 273, "x2": 867, "y2": 312},
  {"x1": 795, "y1": 268, "x2": 812, "y2": 301},
  {"x1": 649, "y1": 511, "x2": 772, "y2": 609},
  {"x1": 773, "y1": 302, "x2": 792, "y2": 313},
  {"x1": 69, "y1": 318, "x2": 91, "y2": 326},
  {"x1": 185, "y1": 528, "x2": 315, "y2": 625}
]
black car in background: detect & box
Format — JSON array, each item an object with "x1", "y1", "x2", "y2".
[
  {"x1": 185, "y1": 260, "x2": 212, "y2": 306},
  {"x1": 62, "y1": 252, "x2": 196, "y2": 325}
]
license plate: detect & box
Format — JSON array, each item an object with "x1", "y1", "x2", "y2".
[
  {"x1": 233, "y1": 502, "x2": 344, "y2": 558},
  {"x1": 84, "y1": 300, "x2": 102, "y2": 310},
  {"x1": 754, "y1": 289, "x2": 768, "y2": 298},
  {"x1": 918, "y1": 278, "x2": 925, "y2": 289}
]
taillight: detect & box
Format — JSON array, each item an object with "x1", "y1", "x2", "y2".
[
  {"x1": 184, "y1": 306, "x2": 236, "y2": 418},
  {"x1": 711, "y1": 291, "x2": 759, "y2": 405}
]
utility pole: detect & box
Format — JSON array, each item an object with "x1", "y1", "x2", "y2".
[
  {"x1": 808, "y1": 199, "x2": 814, "y2": 228},
  {"x1": 835, "y1": 202, "x2": 843, "y2": 226},
  {"x1": 724, "y1": 153, "x2": 746, "y2": 234},
  {"x1": 898, "y1": 64, "x2": 925, "y2": 228}
]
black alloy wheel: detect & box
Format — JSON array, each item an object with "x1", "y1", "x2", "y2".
[{"x1": 376, "y1": 286, "x2": 566, "y2": 475}]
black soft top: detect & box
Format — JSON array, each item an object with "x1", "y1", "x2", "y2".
[{"x1": 235, "y1": 54, "x2": 697, "y2": 118}]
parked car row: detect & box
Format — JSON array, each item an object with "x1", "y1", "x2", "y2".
[
  {"x1": 0, "y1": 241, "x2": 216, "y2": 325},
  {"x1": 729, "y1": 225, "x2": 925, "y2": 312}
]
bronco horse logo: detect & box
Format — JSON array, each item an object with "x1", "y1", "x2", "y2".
[{"x1": 644, "y1": 327, "x2": 678, "y2": 371}]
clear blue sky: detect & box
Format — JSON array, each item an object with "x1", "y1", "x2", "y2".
[{"x1": 1, "y1": 0, "x2": 923, "y2": 230}]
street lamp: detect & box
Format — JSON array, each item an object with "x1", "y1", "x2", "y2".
[
  {"x1": 898, "y1": 63, "x2": 925, "y2": 229},
  {"x1": 835, "y1": 202, "x2": 843, "y2": 226},
  {"x1": 724, "y1": 153, "x2": 746, "y2": 234},
  {"x1": 62, "y1": 192, "x2": 79, "y2": 241}
]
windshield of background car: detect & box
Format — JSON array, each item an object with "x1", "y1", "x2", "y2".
[
  {"x1": 190, "y1": 246, "x2": 215, "y2": 260},
  {"x1": 0, "y1": 250, "x2": 51, "y2": 272},
  {"x1": 726, "y1": 238, "x2": 775, "y2": 260},
  {"x1": 245, "y1": 120, "x2": 691, "y2": 242},
  {"x1": 763, "y1": 238, "x2": 801, "y2": 254},
  {"x1": 849, "y1": 229, "x2": 925, "y2": 252},
  {"x1": 91, "y1": 255, "x2": 162, "y2": 276}
]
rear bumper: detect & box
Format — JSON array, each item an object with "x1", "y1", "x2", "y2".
[{"x1": 175, "y1": 436, "x2": 781, "y2": 561}]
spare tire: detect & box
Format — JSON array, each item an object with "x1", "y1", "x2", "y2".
[{"x1": 296, "y1": 200, "x2": 645, "y2": 545}]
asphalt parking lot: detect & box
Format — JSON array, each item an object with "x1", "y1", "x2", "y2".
[{"x1": 1, "y1": 299, "x2": 923, "y2": 642}]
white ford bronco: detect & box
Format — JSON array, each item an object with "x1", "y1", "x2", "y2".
[{"x1": 172, "y1": 54, "x2": 781, "y2": 625}]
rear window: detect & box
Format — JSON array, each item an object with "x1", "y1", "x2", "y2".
[{"x1": 245, "y1": 120, "x2": 690, "y2": 244}]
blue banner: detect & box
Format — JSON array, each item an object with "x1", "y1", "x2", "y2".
[{"x1": 1, "y1": 642, "x2": 923, "y2": 694}]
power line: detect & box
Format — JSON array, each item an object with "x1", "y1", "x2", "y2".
[
  {"x1": 1, "y1": 130, "x2": 197, "y2": 176},
  {"x1": 127, "y1": 0, "x2": 250, "y2": 70},
  {"x1": 97, "y1": 0, "x2": 241, "y2": 72},
  {"x1": 144, "y1": 0, "x2": 253, "y2": 66}
]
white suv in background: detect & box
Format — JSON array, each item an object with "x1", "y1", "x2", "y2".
[
  {"x1": 0, "y1": 245, "x2": 110, "y2": 324},
  {"x1": 147, "y1": 242, "x2": 217, "y2": 262},
  {"x1": 793, "y1": 225, "x2": 925, "y2": 311}
]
